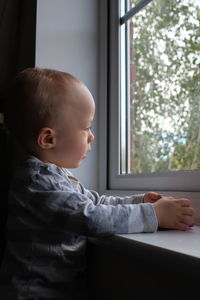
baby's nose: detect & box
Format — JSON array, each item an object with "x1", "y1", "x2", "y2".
[{"x1": 89, "y1": 131, "x2": 95, "y2": 143}]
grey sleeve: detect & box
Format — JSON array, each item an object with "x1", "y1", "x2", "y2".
[
  {"x1": 12, "y1": 166, "x2": 157, "y2": 238},
  {"x1": 81, "y1": 185, "x2": 144, "y2": 205},
  {"x1": 21, "y1": 189, "x2": 157, "y2": 236},
  {"x1": 90, "y1": 190, "x2": 144, "y2": 205}
]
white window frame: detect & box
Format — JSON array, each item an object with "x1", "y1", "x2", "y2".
[{"x1": 98, "y1": 0, "x2": 200, "y2": 202}]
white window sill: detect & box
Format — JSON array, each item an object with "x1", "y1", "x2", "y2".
[
  {"x1": 90, "y1": 226, "x2": 200, "y2": 260},
  {"x1": 117, "y1": 225, "x2": 200, "y2": 259}
]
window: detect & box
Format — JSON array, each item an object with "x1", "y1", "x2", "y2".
[{"x1": 105, "y1": 0, "x2": 200, "y2": 192}]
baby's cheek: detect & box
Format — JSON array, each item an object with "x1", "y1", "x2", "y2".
[{"x1": 78, "y1": 141, "x2": 88, "y2": 154}]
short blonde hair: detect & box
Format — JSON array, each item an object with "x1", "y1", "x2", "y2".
[{"x1": 5, "y1": 67, "x2": 79, "y2": 149}]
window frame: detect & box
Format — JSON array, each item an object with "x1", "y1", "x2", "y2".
[{"x1": 98, "y1": 0, "x2": 200, "y2": 196}]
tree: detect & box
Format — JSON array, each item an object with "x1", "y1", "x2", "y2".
[{"x1": 128, "y1": 0, "x2": 200, "y2": 173}]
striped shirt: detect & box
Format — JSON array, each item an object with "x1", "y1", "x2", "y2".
[{"x1": 0, "y1": 155, "x2": 157, "y2": 299}]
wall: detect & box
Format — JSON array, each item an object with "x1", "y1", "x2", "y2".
[
  {"x1": 35, "y1": 0, "x2": 98, "y2": 190},
  {"x1": 88, "y1": 237, "x2": 200, "y2": 299}
]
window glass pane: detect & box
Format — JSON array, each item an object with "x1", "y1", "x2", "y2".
[{"x1": 124, "y1": 0, "x2": 200, "y2": 174}]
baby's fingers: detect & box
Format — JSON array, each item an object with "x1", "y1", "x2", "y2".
[
  {"x1": 180, "y1": 215, "x2": 194, "y2": 225},
  {"x1": 177, "y1": 222, "x2": 191, "y2": 231},
  {"x1": 176, "y1": 198, "x2": 191, "y2": 207},
  {"x1": 182, "y1": 206, "x2": 195, "y2": 216}
]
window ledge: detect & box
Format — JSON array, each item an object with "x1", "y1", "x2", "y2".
[
  {"x1": 117, "y1": 225, "x2": 200, "y2": 259},
  {"x1": 90, "y1": 226, "x2": 200, "y2": 261}
]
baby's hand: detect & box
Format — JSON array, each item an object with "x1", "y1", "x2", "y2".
[
  {"x1": 152, "y1": 198, "x2": 195, "y2": 231},
  {"x1": 144, "y1": 192, "x2": 162, "y2": 203}
]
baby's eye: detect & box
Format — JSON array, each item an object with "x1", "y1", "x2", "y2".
[{"x1": 85, "y1": 126, "x2": 92, "y2": 131}]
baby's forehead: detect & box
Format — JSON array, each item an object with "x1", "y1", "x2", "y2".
[{"x1": 62, "y1": 79, "x2": 93, "y2": 105}]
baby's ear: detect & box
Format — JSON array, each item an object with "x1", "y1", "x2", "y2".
[{"x1": 37, "y1": 127, "x2": 56, "y2": 149}]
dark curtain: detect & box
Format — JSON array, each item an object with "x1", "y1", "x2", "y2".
[
  {"x1": 0, "y1": 0, "x2": 37, "y2": 264},
  {"x1": 0, "y1": 0, "x2": 37, "y2": 113}
]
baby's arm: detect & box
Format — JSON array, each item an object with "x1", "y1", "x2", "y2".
[
  {"x1": 83, "y1": 185, "x2": 162, "y2": 206},
  {"x1": 82, "y1": 186, "x2": 145, "y2": 205},
  {"x1": 16, "y1": 166, "x2": 157, "y2": 235},
  {"x1": 81, "y1": 188, "x2": 194, "y2": 231},
  {"x1": 24, "y1": 187, "x2": 157, "y2": 235},
  {"x1": 91, "y1": 191, "x2": 144, "y2": 205},
  {"x1": 78, "y1": 184, "x2": 195, "y2": 230},
  {"x1": 23, "y1": 166, "x2": 194, "y2": 235}
]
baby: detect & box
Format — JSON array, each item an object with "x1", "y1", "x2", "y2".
[{"x1": 0, "y1": 68, "x2": 194, "y2": 300}]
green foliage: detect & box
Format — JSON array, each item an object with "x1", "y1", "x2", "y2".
[{"x1": 129, "y1": 0, "x2": 200, "y2": 173}]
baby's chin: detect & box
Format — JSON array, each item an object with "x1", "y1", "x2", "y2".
[
  {"x1": 51, "y1": 155, "x2": 87, "y2": 168},
  {"x1": 61, "y1": 160, "x2": 83, "y2": 169}
]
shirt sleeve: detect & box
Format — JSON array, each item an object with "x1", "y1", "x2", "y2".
[
  {"x1": 77, "y1": 179, "x2": 144, "y2": 204},
  {"x1": 83, "y1": 188, "x2": 144, "y2": 205},
  {"x1": 10, "y1": 165, "x2": 158, "y2": 237}
]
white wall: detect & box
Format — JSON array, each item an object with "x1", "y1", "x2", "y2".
[{"x1": 35, "y1": 0, "x2": 98, "y2": 190}]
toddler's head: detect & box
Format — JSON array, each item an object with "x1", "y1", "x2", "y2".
[{"x1": 6, "y1": 68, "x2": 95, "y2": 168}]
